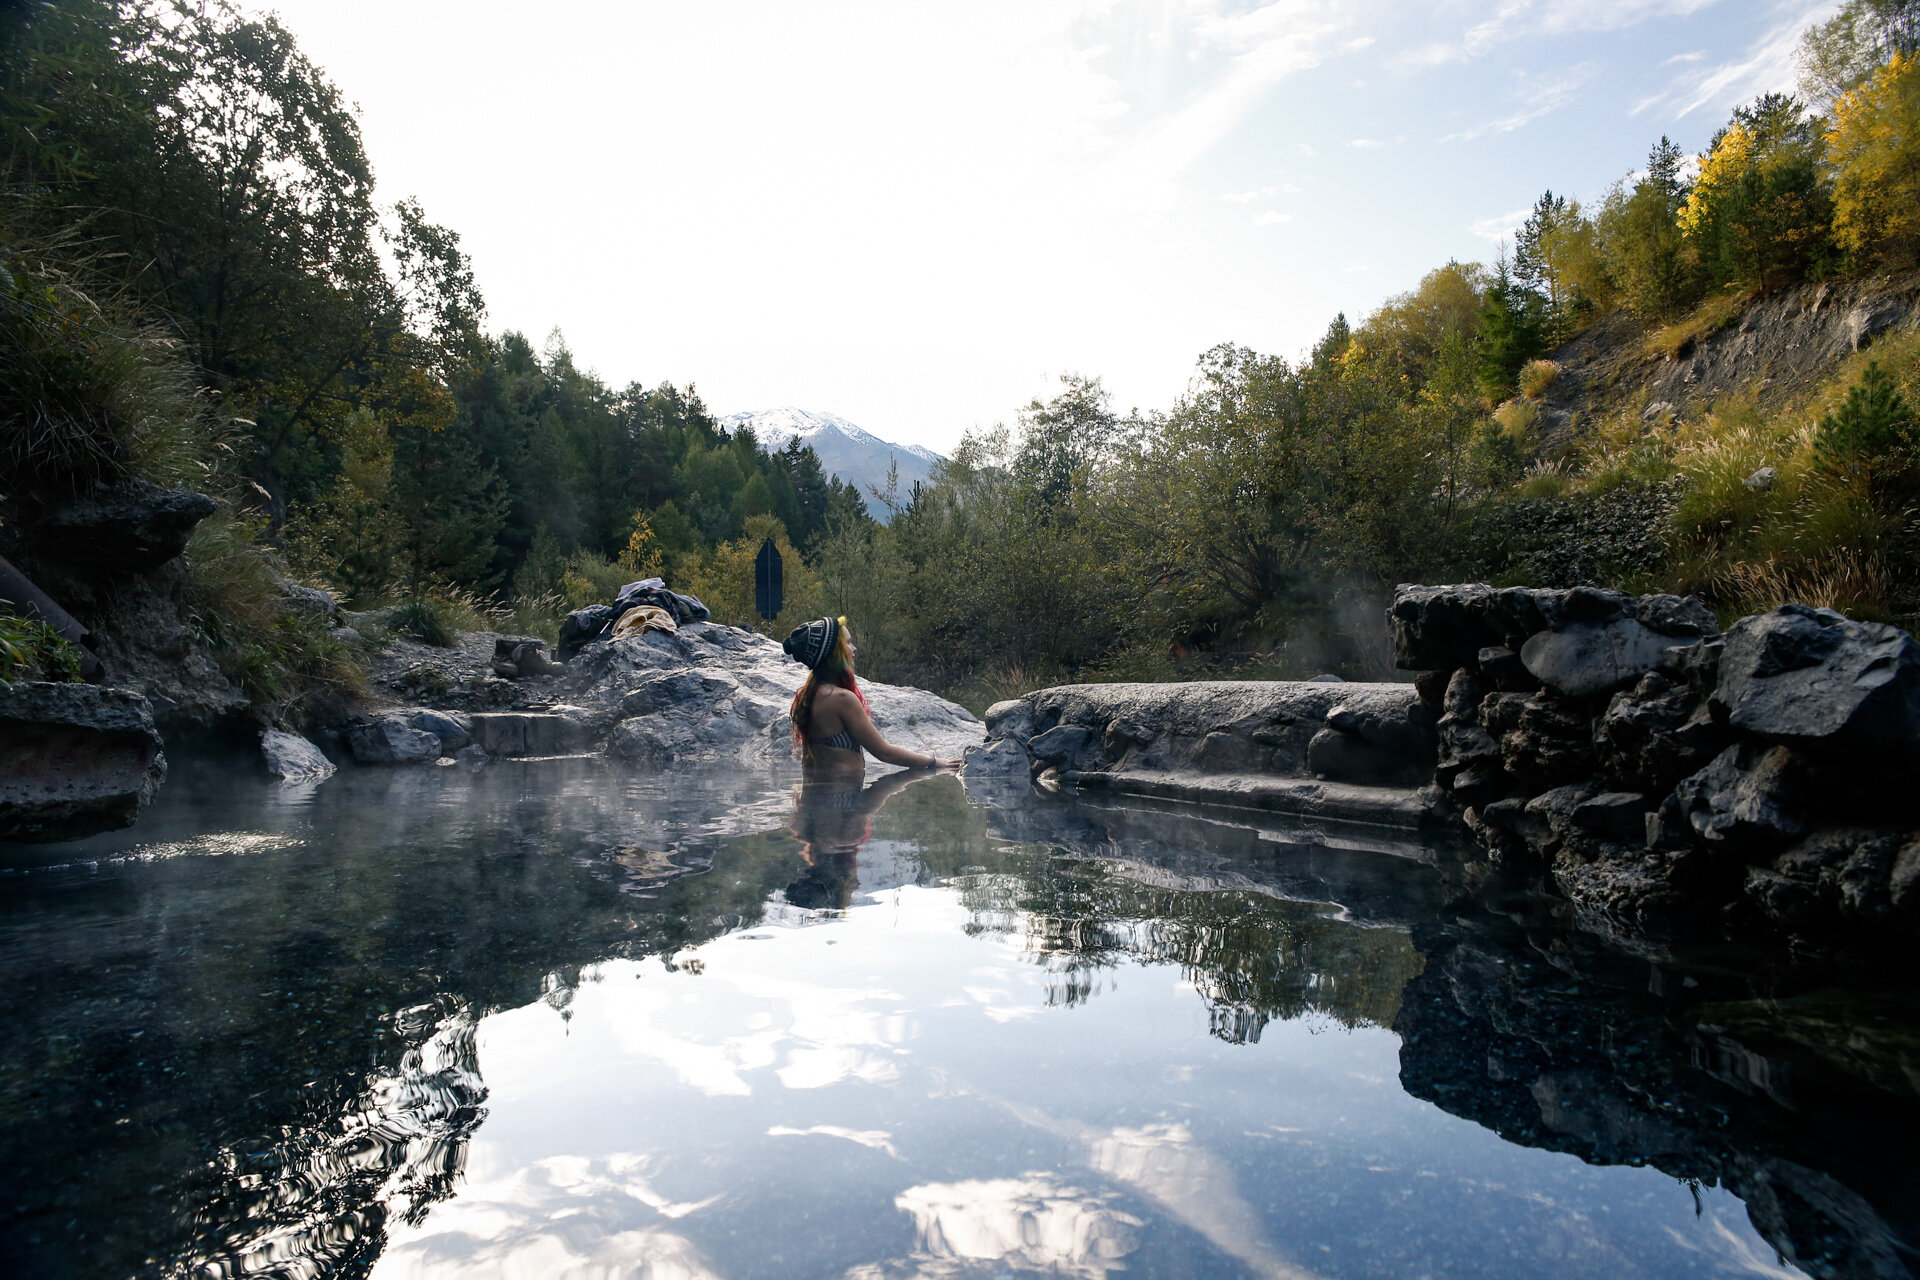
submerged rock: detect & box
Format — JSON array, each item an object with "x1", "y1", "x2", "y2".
[{"x1": 0, "y1": 682, "x2": 167, "y2": 841}]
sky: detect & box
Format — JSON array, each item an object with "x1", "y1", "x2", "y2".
[{"x1": 262, "y1": 0, "x2": 1837, "y2": 454}]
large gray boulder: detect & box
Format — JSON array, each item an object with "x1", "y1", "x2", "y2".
[
  {"x1": 260, "y1": 728, "x2": 335, "y2": 782},
  {"x1": 0, "y1": 682, "x2": 167, "y2": 841},
  {"x1": 347, "y1": 716, "x2": 443, "y2": 765},
  {"x1": 1391, "y1": 583, "x2": 1500, "y2": 670},
  {"x1": 408, "y1": 709, "x2": 472, "y2": 753},
  {"x1": 1593, "y1": 673, "x2": 1727, "y2": 795},
  {"x1": 1712, "y1": 604, "x2": 1920, "y2": 753},
  {"x1": 1521, "y1": 618, "x2": 1695, "y2": 699},
  {"x1": 576, "y1": 621, "x2": 980, "y2": 767},
  {"x1": 469, "y1": 710, "x2": 593, "y2": 757}
]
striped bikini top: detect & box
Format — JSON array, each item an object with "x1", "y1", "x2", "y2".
[{"x1": 807, "y1": 728, "x2": 860, "y2": 753}]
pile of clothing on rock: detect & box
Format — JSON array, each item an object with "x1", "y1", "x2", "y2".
[{"x1": 556, "y1": 578, "x2": 711, "y2": 662}]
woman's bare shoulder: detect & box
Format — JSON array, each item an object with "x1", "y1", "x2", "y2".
[{"x1": 814, "y1": 685, "x2": 863, "y2": 713}]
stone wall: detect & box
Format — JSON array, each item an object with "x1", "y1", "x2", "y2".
[{"x1": 1395, "y1": 584, "x2": 1920, "y2": 953}]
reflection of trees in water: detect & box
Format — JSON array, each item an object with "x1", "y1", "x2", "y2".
[
  {"x1": 0, "y1": 762, "x2": 818, "y2": 1280},
  {"x1": 1399, "y1": 922, "x2": 1920, "y2": 1280},
  {"x1": 172, "y1": 1007, "x2": 486, "y2": 1278},
  {"x1": 957, "y1": 859, "x2": 1425, "y2": 1042}
]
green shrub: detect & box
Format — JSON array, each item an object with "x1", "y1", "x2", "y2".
[
  {"x1": 502, "y1": 591, "x2": 566, "y2": 644},
  {"x1": 0, "y1": 229, "x2": 215, "y2": 498},
  {"x1": 1516, "y1": 459, "x2": 1572, "y2": 501},
  {"x1": 183, "y1": 511, "x2": 364, "y2": 715},
  {"x1": 0, "y1": 608, "x2": 84, "y2": 683},
  {"x1": 381, "y1": 587, "x2": 504, "y2": 647},
  {"x1": 558, "y1": 548, "x2": 631, "y2": 612},
  {"x1": 1493, "y1": 398, "x2": 1539, "y2": 446}
]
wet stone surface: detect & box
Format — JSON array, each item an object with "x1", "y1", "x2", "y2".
[{"x1": 2, "y1": 754, "x2": 1918, "y2": 1278}]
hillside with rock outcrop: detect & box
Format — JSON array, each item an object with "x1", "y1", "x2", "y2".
[{"x1": 1533, "y1": 271, "x2": 1920, "y2": 448}]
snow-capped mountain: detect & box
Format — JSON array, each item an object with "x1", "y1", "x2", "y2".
[{"x1": 719, "y1": 408, "x2": 943, "y2": 520}]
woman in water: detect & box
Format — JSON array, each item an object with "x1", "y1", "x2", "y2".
[{"x1": 783, "y1": 615, "x2": 961, "y2": 773}]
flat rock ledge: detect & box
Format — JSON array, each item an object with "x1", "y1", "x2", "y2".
[
  {"x1": 1388, "y1": 583, "x2": 1920, "y2": 955},
  {"x1": 0, "y1": 682, "x2": 167, "y2": 842},
  {"x1": 961, "y1": 680, "x2": 1443, "y2": 835}
]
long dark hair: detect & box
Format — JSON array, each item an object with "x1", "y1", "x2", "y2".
[{"x1": 790, "y1": 615, "x2": 866, "y2": 748}]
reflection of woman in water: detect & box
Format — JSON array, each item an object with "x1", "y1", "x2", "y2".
[
  {"x1": 780, "y1": 616, "x2": 956, "y2": 909},
  {"x1": 782, "y1": 616, "x2": 962, "y2": 775},
  {"x1": 784, "y1": 767, "x2": 931, "y2": 909}
]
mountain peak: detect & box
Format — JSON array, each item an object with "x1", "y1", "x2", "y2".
[{"x1": 718, "y1": 408, "x2": 943, "y2": 519}]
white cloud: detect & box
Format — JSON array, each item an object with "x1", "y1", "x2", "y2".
[
  {"x1": 1441, "y1": 67, "x2": 1590, "y2": 141},
  {"x1": 1637, "y1": 2, "x2": 1829, "y2": 121},
  {"x1": 1252, "y1": 211, "x2": 1293, "y2": 225},
  {"x1": 1471, "y1": 206, "x2": 1534, "y2": 242},
  {"x1": 1399, "y1": 0, "x2": 1728, "y2": 68},
  {"x1": 1222, "y1": 186, "x2": 1276, "y2": 202},
  {"x1": 1349, "y1": 134, "x2": 1405, "y2": 148},
  {"x1": 1347, "y1": 35, "x2": 1377, "y2": 50},
  {"x1": 766, "y1": 1125, "x2": 902, "y2": 1158}
]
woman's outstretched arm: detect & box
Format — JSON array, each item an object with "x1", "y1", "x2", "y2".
[{"x1": 833, "y1": 690, "x2": 960, "y2": 769}]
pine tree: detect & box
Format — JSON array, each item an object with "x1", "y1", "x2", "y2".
[
  {"x1": 1513, "y1": 191, "x2": 1567, "y2": 301},
  {"x1": 1475, "y1": 253, "x2": 1544, "y2": 398},
  {"x1": 1816, "y1": 362, "x2": 1913, "y2": 468}
]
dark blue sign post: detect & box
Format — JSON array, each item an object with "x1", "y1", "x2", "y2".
[{"x1": 754, "y1": 537, "x2": 784, "y2": 621}]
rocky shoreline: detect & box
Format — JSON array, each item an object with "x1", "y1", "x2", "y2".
[
  {"x1": 961, "y1": 583, "x2": 1920, "y2": 959},
  {"x1": 1, "y1": 608, "x2": 984, "y2": 842},
  {"x1": 7, "y1": 490, "x2": 1918, "y2": 963}
]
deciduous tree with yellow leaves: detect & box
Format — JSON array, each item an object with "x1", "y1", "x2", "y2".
[{"x1": 1828, "y1": 52, "x2": 1920, "y2": 260}]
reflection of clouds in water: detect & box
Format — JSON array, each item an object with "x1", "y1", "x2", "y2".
[
  {"x1": 883, "y1": 1175, "x2": 1141, "y2": 1280},
  {"x1": 961, "y1": 985, "x2": 1044, "y2": 1023},
  {"x1": 767, "y1": 1124, "x2": 902, "y2": 1159},
  {"x1": 1083, "y1": 1122, "x2": 1305, "y2": 1279},
  {"x1": 373, "y1": 1153, "x2": 723, "y2": 1279},
  {"x1": 993, "y1": 1103, "x2": 1322, "y2": 1280},
  {"x1": 1662, "y1": 1210, "x2": 1810, "y2": 1279},
  {"x1": 598, "y1": 966, "x2": 911, "y2": 1097}
]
